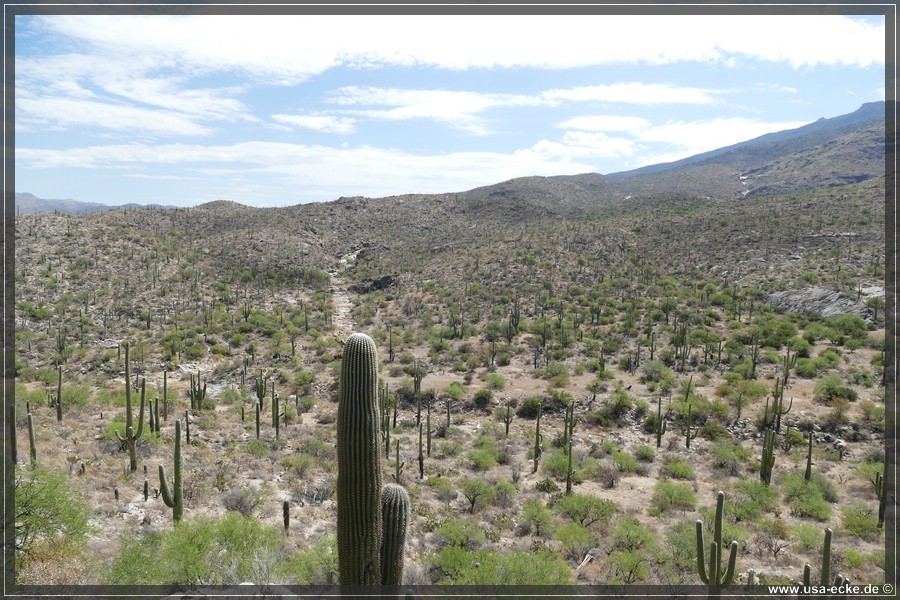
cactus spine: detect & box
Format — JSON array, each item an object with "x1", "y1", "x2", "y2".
[
  {"x1": 158, "y1": 419, "x2": 183, "y2": 522},
  {"x1": 695, "y1": 491, "x2": 738, "y2": 596},
  {"x1": 760, "y1": 428, "x2": 776, "y2": 485},
  {"x1": 115, "y1": 343, "x2": 146, "y2": 473},
  {"x1": 380, "y1": 483, "x2": 410, "y2": 585},
  {"x1": 337, "y1": 332, "x2": 383, "y2": 585}
]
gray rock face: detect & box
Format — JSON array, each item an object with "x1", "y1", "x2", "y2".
[{"x1": 765, "y1": 287, "x2": 875, "y2": 322}]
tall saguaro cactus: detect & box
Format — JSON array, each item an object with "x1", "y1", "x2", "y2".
[
  {"x1": 696, "y1": 491, "x2": 738, "y2": 597},
  {"x1": 337, "y1": 333, "x2": 384, "y2": 585},
  {"x1": 158, "y1": 419, "x2": 184, "y2": 522},
  {"x1": 337, "y1": 332, "x2": 410, "y2": 586},
  {"x1": 115, "y1": 342, "x2": 146, "y2": 472},
  {"x1": 760, "y1": 428, "x2": 776, "y2": 485}
]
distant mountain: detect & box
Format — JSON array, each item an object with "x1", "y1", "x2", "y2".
[
  {"x1": 598, "y1": 101, "x2": 884, "y2": 199},
  {"x1": 607, "y1": 101, "x2": 884, "y2": 179},
  {"x1": 13, "y1": 192, "x2": 177, "y2": 215}
]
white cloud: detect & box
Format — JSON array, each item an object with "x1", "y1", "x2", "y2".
[
  {"x1": 15, "y1": 140, "x2": 595, "y2": 200},
  {"x1": 543, "y1": 83, "x2": 717, "y2": 105},
  {"x1": 31, "y1": 14, "x2": 884, "y2": 77},
  {"x1": 272, "y1": 114, "x2": 356, "y2": 134},
  {"x1": 637, "y1": 117, "x2": 810, "y2": 156},
  {"x1": 557, "y1": 115, "x2": 651, "y2": 132},
  {"x1": 16, "y1": 94, "x2": 214, "y2": 136}
]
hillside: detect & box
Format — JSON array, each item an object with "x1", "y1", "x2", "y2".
[{"x1": 8, "y1": 105, "x2": 890, "y2": 593}]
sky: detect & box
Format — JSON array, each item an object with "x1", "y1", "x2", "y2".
[{"x1": 12, "y1": 10, "x2": 887, "y2": 207}]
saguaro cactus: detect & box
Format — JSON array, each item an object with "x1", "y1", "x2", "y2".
[
  {"x1": 801, "y1": 528, "x2": 848, "y2": 589},
  {"x1": 655, "y1": 396, "x2": 667, "y2": 449},
  {"x1": 696, "y1": 491, "x2": 738, "y2": 596},
  {"x1": 874, "y1": 469, "x2": 887, "y2": 528},
  {"x1": 9, "y1": 405, "x2": 17, "y2": 465},
  {"x1": 188, "y1": 371, "x2": 207, "y2": 412},
  {"x1": 27, "y1": 412, "x2": 36, "y2": 465},
  {"x1": 115, "y1": 343, "x2": 146, "y2": 473},
  {"x1": 337, "y1": 332, "x2": 383, "y2": 585},
  {"x1": 158, "y1": 419, "x2": 184, "y2": 522},
  {"x1": 380, "y1": 483, "x2": 410, "y2": 585},
  {"x1": 760, "y1": 428, "x2": 776, "y2": 486},
  {"x1": 532, "y1": 401, "x2": 544, "y2": 474}
]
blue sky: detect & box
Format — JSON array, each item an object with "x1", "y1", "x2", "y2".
[{"x1": 13, "y1": 11, "x2": 886, "y2": 207}]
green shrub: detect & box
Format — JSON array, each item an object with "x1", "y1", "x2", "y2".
[
  {"x1": 651, "y1": 479, "x2": 696, "y2": 513},
  {"x1": 553, "y1": 493, "x2": 615, "y2": 527},
  {"x1": 535, "y1": 478, "x2": 559, "y2": 493},
  {"x1": 730, "y1": 479, "x2": 780, "y2": 522},
  {"x1": 632, "y1": 445, "x2": 655, "y2": 462},
  {"x1": 841, "y1": 502, "x2": 881, "y2": 540},
  {"x1": 431, "y1": 548, "x2": 573, "y2": 585},
  {"x1": 516, "y1": 397, "x2": 542, "y2": 419},
  {"x1": 660, "y1": 460, "x2": 695, "y2": 480},
  {"x1": 436, "y1": 518, "x2": 486, "y2": 549},
  {"x1": 556, "y1": 522, "x2": 594, "y2": 560},
  {"x1": 612, "y1": 451, "x2": 640, "y2": 474},
  {"x1": 521, "y1": 499, "x2": 552, "y2": 536},
  {"x1": 105, "y1": 513, "x2": 283, "y2": 585},
  {"x1": 14, "y1": 467, "x2": 90, "y2": 565}
]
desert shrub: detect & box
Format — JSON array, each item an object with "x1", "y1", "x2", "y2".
[
  {"x1": 651, "y1": 480, "x2": 697, "y2": 513},
  {"x1": 14, "y1": 467, "x2": 90, "y2": 565},
  {"x1": 792, "y1": 523, "x2": 825, "y2": 552},
  {"x1": 553, "y1": 493, "x2": 615, "y2": 527},
  {"x1": 520, "y1": 499, "x2": 552, "y2": 536},
  {"x1": 535, "y1": 478, "x2": 560, "y2": 493},
  {"x1": 841, "y1": 502, "x2": 881, "y2": 540},
  {"x1": 222, "y1": 488, "x2": 263, "y2": 517},
  {"x1": 557, "y1": 522, "x2": 595, "y2": 560},
  {"x1": 612, "y1": 451, "x2": 640, "y2": 474},
  {"x1": 632, "y1": 445, "x2": 655, "y2": 462},
  {"x1": 640, "y1": 360, "x2": 675, "y2": 385},
  {"x1": 516, "y1": 396, "x2": 543, "y2": 419},
  {"x1": 492, "y1": 480, "x2": 517, "y2": 508},
  {"x1": 710, "y1": 439, "x2": 751, "y2": 475},
  {"x1": 730, "y1": 479, "x2": 780, "y2": 522},
  {"x1": 105, "y1": 513, "x2": 283, "y2": 586},
  {"x1": 473, "y1": 389, "x2": 493, "y2": 409},
  {"x1": 660, "y1": 459, "x2": 695, "y2": 480},
  {"x1": 436, "y1": 518, "x2": 486, "y2": 549},
  {"x1": 430, "y1": 548, "x2": 573, "y2": 585},
  {"x1": 542, "y1": 447, "x2": 577, "y2": 479},
  {"x1": 813, "y1": 374, "x2": 857, "y2": 403},
  {"x1": 459, "y1": 478, "x2": 495, "y2": 513},
  {"x1": 281, "y1": 534, "x2": 338, "y2": 584},
  {"x1": 781, "y1": 470, "x2": 836, "y2": 521},
  {"x1": 484, "y1": 373, "x2": 506, "y2": 390}
]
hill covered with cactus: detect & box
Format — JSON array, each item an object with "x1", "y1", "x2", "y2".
[{"x1": 9, "y1": 116, "x2": 889, "y2": 592}]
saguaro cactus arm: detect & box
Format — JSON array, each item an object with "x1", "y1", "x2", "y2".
[{"x1": 380, "y1": 483, "x2": 410, "y2": 585}]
